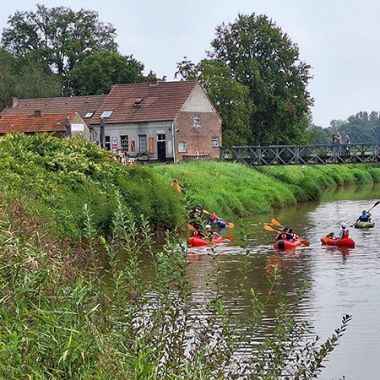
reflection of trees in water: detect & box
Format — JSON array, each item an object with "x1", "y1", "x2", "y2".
[{"x1": 187, "y1": 248, "x2": 313, "y2": 326}]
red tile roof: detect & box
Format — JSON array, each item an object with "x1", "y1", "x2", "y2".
[
  {"x1": 0, "y1": 113, "x2": 78, "y2": 134},
  {"x1": 90, "y1": 80, "x2": 198, "y2": 125},
  {"x1": 1, "y1": 95, "x2": 106, "y2": 121}
]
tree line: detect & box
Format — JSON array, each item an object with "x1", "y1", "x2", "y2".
[
  {"x1": 308, "y1": 111, "x2": 380, "y2": 145},
  {"x1": 1, "y1": 4, "x2": 318, "y2": 145}
]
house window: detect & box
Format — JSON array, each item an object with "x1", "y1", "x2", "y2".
[
  {"x1": 120, "y1": 135, "x2": 128, "y2": 151},
  {"x1": 138, "y1": 134, "x2": 147, "y2": 153},
  {"x1": 193, "y1": 114, "x2": 201, "y2": 128},
  {"x1": 178, "y1": 141, "x2": 187, "y2": 153},
  {"x1": 157, "y1": 133, "x2": 166, "y2": 142},
  {"x1": 211, "y1": 136, "x2": 219, "y2": 147},
  {"x1": 84, "y1": 111, "x2": 94, "y2": 118},
  {"x1": 105, "y1": 136, "x2": 111, "y2": 150},
  {"x1": 101, "y1": 110, "x2": 113, "y2": 119}
]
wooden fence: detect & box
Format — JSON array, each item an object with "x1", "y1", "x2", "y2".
[{"x1": 220, "y1": 144, "x2": 380, "y2": 165}]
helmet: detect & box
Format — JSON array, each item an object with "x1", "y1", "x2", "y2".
[
  {"x1": 341, "y1": 225, "x2": 346, "y2": 229},
  {"x1": 362, "y1": 210, "x2": 367, "y2": 213},
  {"x1": 205, "y1": 224, "x2": 211, "y2": 229},
  {"x1": 282, "y1": 227, "x2": 289, "y2": 232}
]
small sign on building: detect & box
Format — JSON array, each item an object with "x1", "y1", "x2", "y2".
[{"x1": 112, "y1": 137, "x2": 118, "y2": 153}]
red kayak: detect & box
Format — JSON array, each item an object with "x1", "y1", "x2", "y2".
[
  {"x1": 320, "y1": 235, "x2": 355, "y2": 248},
  {"x1": 188, "y1": 235, "x2": 223, "y2": 247},
  {"x1": 274, "y1": 239, "x2": 303, "y2": 250}
]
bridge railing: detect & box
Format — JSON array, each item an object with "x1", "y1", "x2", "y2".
[{"x1": 220, "y1": 144, "x2": 380, "y2": 165}]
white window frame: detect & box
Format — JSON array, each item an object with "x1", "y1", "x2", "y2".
[
  {"x1": 138, "y1": 134, "x2": 147, "y2": 153},
  {"x1": 178, "y1": 141, "x2": 187, "y2": 153},
  {"x1": 105, "y1": 135, "x2": 111, "y2": 150},
  {"x1": 193, "y1": 114, "x2": 201, "y2": 128},
  {"x1": 120, "y1": 135, "x2": 129, "y2": 151},
  {"x1": 211, "y1": 136, "x2": 219, "y2": 147}
]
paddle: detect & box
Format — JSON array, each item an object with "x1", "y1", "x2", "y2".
[
  {"x1": 349, "y1": 201, "x2": 380, "y2": 227},
  {"x1": 264, "y1": 224, "x2": 279, "y2": 233},
  {"x1": 270, "y1": 219, "x2": 310, "y2": 246}
]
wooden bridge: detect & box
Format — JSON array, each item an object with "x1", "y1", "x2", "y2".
[{"x1": 220, "y1": 143, "x2": 380, "y2": 165}]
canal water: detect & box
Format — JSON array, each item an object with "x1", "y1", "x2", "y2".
[{"x1": 187, "y1": 184, "x2": 380, "y2": 379}]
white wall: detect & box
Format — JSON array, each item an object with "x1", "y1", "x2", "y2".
[
  {"x1": 182, "y1": 84, "x2": 215, "y2": 113},
  {"x1": 92, "y1": 120, "x2": 174, "y2": 160}
]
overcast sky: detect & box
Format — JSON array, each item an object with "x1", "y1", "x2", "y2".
[{"x1": 1, "y1": 0, "x2": 380, "y2": 127}]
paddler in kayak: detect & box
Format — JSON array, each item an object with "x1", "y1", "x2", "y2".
[
  {"x1": 358, "y1": 210, "x2": 372, "y2": 223},
  {"x1": 338, "y1": 225, "x2": 350, "y2": 239},
  {"x1": 205, "y1": 224, "x2": 222, "y2": 241},
  {"x1": 328, "y1": 225, "x2": 350, "y2": 240},
  {"x1": 207, "y1": 212, "x2": 228, "y2": 234},
  {"x1": 275, "y1": 227, "x2": 301, "y2": 242}
]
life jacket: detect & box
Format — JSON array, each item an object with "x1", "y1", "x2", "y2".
[{"x1": 342, "y1": 230, "x2": 349, "y2": 238}]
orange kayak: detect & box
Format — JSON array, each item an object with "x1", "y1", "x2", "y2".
[
  {"x1": 274, "y1": 239, "x2": 303, "y2": 250},
  {"x1": 320, "y1": 236, "x2": 355, "y2": 248},
  {"x1": 188, "y1": 235, "x2": 223, "y2": 247}
]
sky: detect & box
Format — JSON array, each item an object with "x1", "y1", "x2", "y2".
[{"x1": 1, "y1": 0, "x2": 380, "y2": 127}]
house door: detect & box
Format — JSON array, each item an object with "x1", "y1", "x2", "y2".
[{"x1": 157, "y1": 134, "x2": 166, "y2": 161}]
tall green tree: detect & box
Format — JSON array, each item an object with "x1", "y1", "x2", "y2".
[
  {"x1": 14, "y1": 63, "x2": 61, "y2": 99},
  {"x1": 1, "y1": 4, "x2": 117, "y2": 85},
  {"x1": 209, "y1": 13, "x2": 313, "y2": 145},
  {"x1": 176, "y1": 58, "x2": 253, "y2": 145},
  {"x1": 0, "y1": 48, "x2": 61, "y2": 110},
  {"x1": 0, "y1": 49, "x2": 15, "y2": 109},
  {"x1": 69, "y1": 51, "x2": 146, "y2": 95}
]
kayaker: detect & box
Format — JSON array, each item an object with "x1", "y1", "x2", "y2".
[
  {"x1": 189, "y1": 204, "x2": 204, "y2": 231},
  {"x1": 208, "y1": 212, "x2": 227, "y2": 234},
  {"x1": 338, "y1": 225, "x2": 350, "y2": 239},
  {"x1": 286, "y1": 228, "x2": 299, "y2": 241},
  {"x1": 276, "y1": 227, "x2": 289, "y2": 241},
  {"x1": 358, "y1": 210, "x2": 371, "y2": 222},
  {"x1": 205, "y1": 224, "x2": 221, "y2": 241}
]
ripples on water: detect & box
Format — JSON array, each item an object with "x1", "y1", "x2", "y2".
[{"x1": 187, "y1": 186, "x2": 380, "y2": 380}]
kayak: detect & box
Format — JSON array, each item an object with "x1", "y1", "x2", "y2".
[
  {"x1": 188, "y1": 235, "x2": 223, "y2": 247},
  {"x1": 354, "y1": 221, "x2": 375, "y2": 229},
  {"x1": 320, "y1": 236, "x2": 355, "y2": 248},
  {"x1": 274, "y1": 239, "x2": 303, "y2": 250}
]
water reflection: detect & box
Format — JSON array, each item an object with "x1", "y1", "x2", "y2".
[{"x1": 187, "y1": 183, "x2": 380, "y2": 379}]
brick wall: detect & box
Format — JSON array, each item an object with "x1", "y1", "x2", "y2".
[{"x1": 175, "y1": 111, "x2": 222, "y2": 161}]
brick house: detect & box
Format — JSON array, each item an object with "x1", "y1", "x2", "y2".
[
  {"x1": 1, "y1": 81, "x2": 222, "y2": 162},
  {"x1": 0, "y1": 112, "x2": 90, "y2": 138},
  {"x1": 90, "y1": 80, "x2": 222, "y2": 162}
]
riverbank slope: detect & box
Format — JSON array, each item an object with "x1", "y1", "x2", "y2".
[{"x1": 152, "y1": 161, "x2": 380, "y2": 218}]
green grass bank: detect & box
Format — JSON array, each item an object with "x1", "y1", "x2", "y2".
[
  {"x1": 1, "y1": 134, "x2": 379, "y2": 239},
  {"x1": 0, "y1": 134, "x2": 184, "y2": 240},
  {"x1": 151, "y1": 161, "x2": 380, "y2": 219}
]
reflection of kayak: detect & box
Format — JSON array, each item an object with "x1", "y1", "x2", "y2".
[
  {"x1": 320, "y1": 236, "x2": 355, "y2": 248},
  {"x1": 188, "y1": 235, "x2": 223, "y2": 247},
  {"x1": 274, "y1": 239, "x2": 303, "y2": 250},
  {"x1": 354, "y1": 221, "x2": 375, "y2": 229}
]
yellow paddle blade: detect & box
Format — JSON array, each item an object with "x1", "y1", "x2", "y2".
[
  {"x1": 227, "y1": 222, "x2": 235, "y2": 229},
  {"x1": 271, "y1": 218, "x2": 283, "y2": 228},
  {"x1": 301, "y1": 239, "x2": 310, "y2": 246},
  {"x1": 264, "y1": 224, "x2": 277, "y2": 233},
  {"x1": 187, "y1": 224, "x2": 195, "y2": 231}
]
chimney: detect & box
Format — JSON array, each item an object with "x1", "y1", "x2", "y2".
[
  {"x1": 33, "y1": 110, "x2": 42, "y2": 117},
  {"x1": 6, "y1": 97, "x2": 18, "y2": 108}
]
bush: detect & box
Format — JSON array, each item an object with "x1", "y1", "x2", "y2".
[{"x1": 0, "y1": 134, "x2": 184, "y2": 239}]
